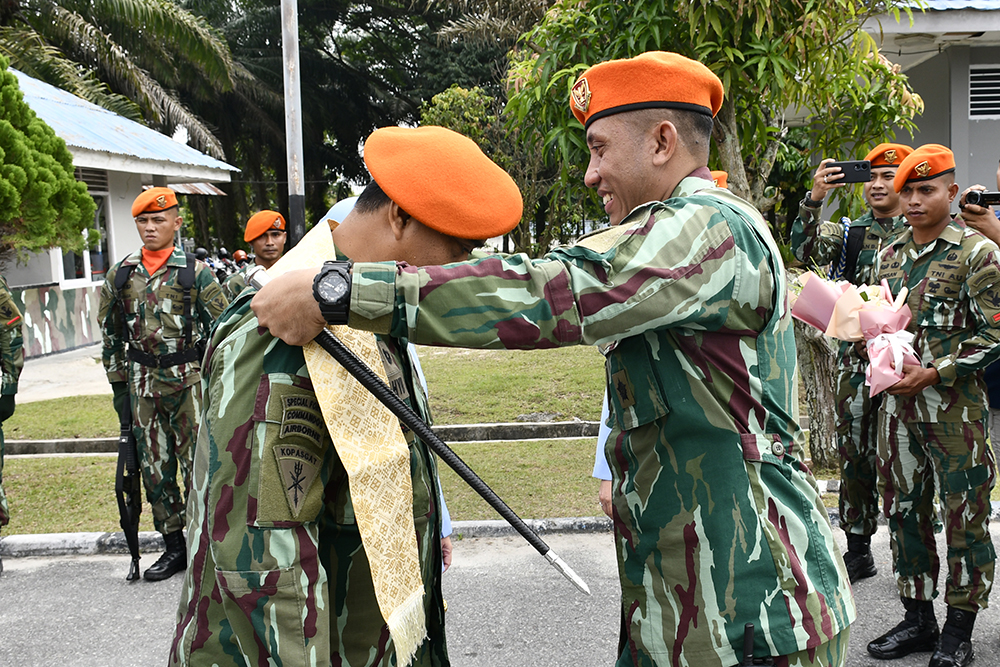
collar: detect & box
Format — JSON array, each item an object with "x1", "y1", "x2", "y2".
[{"x1": 892, "y1": 217, "x2": 965, "y2": 249}]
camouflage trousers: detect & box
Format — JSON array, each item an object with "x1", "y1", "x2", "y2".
[
  {"x1": 133, "y1": 386, "x2": 200, "y2": 535},
  {"x1": 835, "y1": 367, "x2": 882, "y2": 536},
  {"x1": 877, "y1": 412, "x2": 996, "y2": 611}
]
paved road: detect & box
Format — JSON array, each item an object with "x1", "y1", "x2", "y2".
[{"x1": 2, "y1": 529, "x2": 999, "y2": 666}]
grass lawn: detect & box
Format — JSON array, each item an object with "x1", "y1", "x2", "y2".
[{"x1": 2, "y1": 438, "x2": 600, "y2": 536}]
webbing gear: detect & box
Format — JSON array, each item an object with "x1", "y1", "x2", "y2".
[{"x1": 114, "y1": 252, "x2": 199, "y2": 363}]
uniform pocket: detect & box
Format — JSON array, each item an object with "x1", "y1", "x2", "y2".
[
  {"x1": 605, "y1": 335, "x2": 670, "y2": 431},
  {"x1": 251, "y1": 378, "x2": 329, "y2": 528}
]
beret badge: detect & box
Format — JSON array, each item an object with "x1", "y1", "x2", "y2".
[
  {"x1": 272, "y1": 218, "x2": 282, "y2": 228},
  {"x1": 883, "y1": 149, "x2": 898, "y2": 164},
  {"x1": 156, "y1": 195, "x2": 167, "y2": 208},
  {"x1": 915, "y1": 161, "x2": 932, "y2": 178},
  {"x1": 571, "y1": 77, "x2": 591, "y2": 113}
]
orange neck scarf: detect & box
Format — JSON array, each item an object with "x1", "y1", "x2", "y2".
[{"x1": 142, "y1": 247, "x2": 174, "y2": 276}]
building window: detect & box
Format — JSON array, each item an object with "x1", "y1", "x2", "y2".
[
  {"x1": 61, "y1": 195, "x2": 109, "y2": 284},
  {"x1": 969, "y1": 65, "x2": 1000, "y2": 119}
]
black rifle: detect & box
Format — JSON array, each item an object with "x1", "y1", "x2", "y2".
[
  {"x1": 113, "y1": 265, "x2": 142, "y2": 581},
  {"x1": 114, "y1": 386, "x2": 142, "y2": 581}
]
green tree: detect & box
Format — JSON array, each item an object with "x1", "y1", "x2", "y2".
[
  {"x1": 0, "y1": 0, "x2": 239, "y2": 158},
  {"x1": 0, "y1": 56, "x2": 96, "y2": 254},
  {"x1": 506, "y1": 0, "x2": 924, "y2": 214}
]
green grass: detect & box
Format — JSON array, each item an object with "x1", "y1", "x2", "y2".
[
  {"x1": 4, "y1": 395, "x2": 119, "y2": 440},
  {"x1": 415, "y1": 345, "x2": 606, "y2": 424},
  {"x1": 3, "y1": 456, "x2": 156, "y2": 535},
  {"x1": 2, "y1": 440, "x2": 599, "y2": 536}
]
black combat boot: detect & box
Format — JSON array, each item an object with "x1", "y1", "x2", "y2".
[
  {"x1": 929, "y1": 606, "x2": 976, "y2": 667},
  {"x1": 867, "y1": 597, "x2": 939, "y2": 659},
  {"x1": 143, "y1": 530, "x2": 186, "y2": 581},
  {"x1": 843, "y1": 533, "x2": 877, "y2": 583}
]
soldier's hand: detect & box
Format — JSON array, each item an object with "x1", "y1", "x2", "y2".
[
  {"x1": 854, "y1": 340, "x2": 869, "y2": 361},
  {"x1": 598, "y1": 479, "x2": 612, "y2": 518},
  {"x1": 887, "y1": 364, "x2": 940, "y2": 397},
  {"x1": 959, "y1": 185, "x2": 1000, "y2": 245},
  {"x1": 808, "y1": 158, "x2": 846, "y2": 205},
  {"x1": 252, "y1": 268, "x2": 327, "y2": 346},
  {"x1": 441, "y1": 536, "x2": 453, "y2": 573}
]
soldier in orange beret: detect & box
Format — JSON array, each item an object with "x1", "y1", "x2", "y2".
[
  {"x1": 252, "y1": 51, "x2": 854, "y2": 667},
  {"x1": 221, "y1": 210, "x2": 288, "y2": 302},
  {"x1": 172, "y1": 126, "x2": 521, "y2": 667},
  {"x1": 867, "y1": 144, "x2": 1000, "y2": 667},
  {"x1": 98, "y1": 186, "x2": 228, "y2": 582},
  {"x1": 790, "y1": 142, "x2": 912, "y2": 586}
]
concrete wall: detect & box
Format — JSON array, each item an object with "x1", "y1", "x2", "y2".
[{"x1": 896, "y1": 45, "x2": 1000, "y2": 189}]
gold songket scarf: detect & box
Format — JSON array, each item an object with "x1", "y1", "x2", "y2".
[{"x1": 265, "y1": 222, "x2": 426, "y2": 666}]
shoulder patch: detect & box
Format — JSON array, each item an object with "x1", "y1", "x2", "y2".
[
  {"x1": 969, "y1": 263, "x2": 1000, "y2": 297},
  {"x1": 273, "y1": 444, "x2": 321, "y2": 518},
  {"x1": 279, "y1": 394, "x2": 325, "y2": 447}
]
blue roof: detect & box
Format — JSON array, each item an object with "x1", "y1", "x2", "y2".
[
  {"x1": 922, "y1": 1, "x2": 1000, "y2": 8},
  {"x1": 9, "y1": 68, "x2": 235, "y2": 174}
]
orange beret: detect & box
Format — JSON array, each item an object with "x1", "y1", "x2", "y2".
[
  {"x1": 363, "y1": 126, "x2": 522, "y2": 239},
  {"x1": 570, "y1": 51, "x2": 724, "y2": 129},
  {"x1": 893, "y1": 144, "x2": 956, "y2": 192},
  {"x1": 244, "y1": 210, "x2": 286, "y2": 242},
  {"x1": 864, "y1": 143, "x2": 913, "y2": 168},
  {"x1": 132, "y1": 187, "x2": 178, "y2": 217},
  {"x1": 710, "y1": 171, "x2": 728, "y2": 189}
]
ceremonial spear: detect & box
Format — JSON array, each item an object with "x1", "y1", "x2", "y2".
[{"x1": 249, "y1": 268, "x2": 591, "y2": 595}]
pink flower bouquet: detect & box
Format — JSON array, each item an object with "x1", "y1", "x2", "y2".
[{"x1": 791, "y1": 271, "x2": 919, "y2": 396}]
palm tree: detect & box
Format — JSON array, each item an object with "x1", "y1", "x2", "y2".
[{"x1": 0, "y1": 0, "x2": 239, "y2": 158}]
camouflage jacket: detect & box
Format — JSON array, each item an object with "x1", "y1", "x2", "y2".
[
  {"x1": 98, "y1": 247, "x2": 228, "y2": 397},
  {"x1": 791, "y1": 205, "x2": 907, "y2": 371},
  {"x1": 0, "y1": 275, "x2": 24, "y2": 396},
  {"x1": 348, "y1": 176, "x2": 855, "y2": 666},
  {"x1": 171, "y1": 288, "x2": 448, "y2": 666},
  {"x1": 876, "y1": 220, "x2": 1000, "y2": 422},
  {"x1": 220, "y1": 265, "x2": 249, "y2": 304}
]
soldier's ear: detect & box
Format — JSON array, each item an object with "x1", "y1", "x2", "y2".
[
  {"x1": 387, "y1": 201, "x2": 410, "y2": 242},
  {"x1": 650, "y1": 120, "x2": 678, "y2": 166}
]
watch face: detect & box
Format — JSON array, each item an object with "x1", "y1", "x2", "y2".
[{"x1": 318, "y1": 275, "x2": 348, "y2": 302}]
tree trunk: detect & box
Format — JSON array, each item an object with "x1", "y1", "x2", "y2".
[{"x1": 793, "y1": 318, "x2": 838, "y2": 469}]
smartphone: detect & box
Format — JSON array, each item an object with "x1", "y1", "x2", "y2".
[{"x1": 827, "y1": 160, "x2": 872, "y2": 184}]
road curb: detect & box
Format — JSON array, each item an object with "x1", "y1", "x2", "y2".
[{"x1": 6, "y1": 421, "x2": 602, "y2": 456}]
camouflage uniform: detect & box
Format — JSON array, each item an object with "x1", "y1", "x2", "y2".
[
  {"x1": 98, "y1": 248, "x2": 228, "y2": 535},
  {"x1": 0, "y1": 275, "x2": 24, "y2": 530},
  {"x1": 875, "y1": 221, "x2": 1000, "y2": 611},
  {"x1": 220, "y1": 265, "x2": 249, "y2": 304},
  {"x1": 790, "y1": 205, "x2": 906, "y2": 536},
  {"x1": 170, "y1": 288, "x2": 448, "y2": 667},
  {"x1": 348, "y1": 175, "x2": 855, "y2": 666}
]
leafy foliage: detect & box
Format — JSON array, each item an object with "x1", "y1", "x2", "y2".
[
  {"x1": 0, "y1": 56, "x2": 95, "y2": 254},
  {"x1": 505, "y1": 0, "x2": 925, "y2": 216}
]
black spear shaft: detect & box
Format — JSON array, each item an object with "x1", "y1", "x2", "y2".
[{"x1": 249, "y1": 269, "x2": 590, "y2": 595}]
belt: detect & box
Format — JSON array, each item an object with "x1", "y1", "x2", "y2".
[{"x1": 128, "y1": 346, "x2": 201, "y2": 369}]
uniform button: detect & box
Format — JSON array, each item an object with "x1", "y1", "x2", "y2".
[{"x1": 771, "y1": 442, "x2": 785, "y2": 457}]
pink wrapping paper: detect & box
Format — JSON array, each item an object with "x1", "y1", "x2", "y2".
[
  {"x1": 865, "y1": 332, "x2": 921, "y2": 397},
  {"x1": 791, "y1": 272, "x2": 849, "y2": 331},
  {"x1": 790, "y1": 272, "x2": 918, "y2": 395}
]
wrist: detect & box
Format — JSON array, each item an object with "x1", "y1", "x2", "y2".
[
  {"x1": 804, "y1": 193, "x2": 825, "y2": 208},
  {"x1": 312, "y1": 261, "x2": 353, "y2": 325}
]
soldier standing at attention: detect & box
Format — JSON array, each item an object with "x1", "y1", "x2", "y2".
[
  {"x1": 789, "y1": 143, "x2": 912, "y2": 582},
  {"x1": 170, "y1": 126, "x2": 521, "y2": 667},
  {"x1": 865, "y1": 145, "x2": 1000, "y2": 667},
  {"x1": 98, "y1": 187, "x2": 228, "y2": 582},
  {"x1": 253, "y1": 52, "x2": 855, "y2": 667},
  {"x1": 221, "y1": 209, "x2": 287, "y2": 302},
  {"x1": 0, "y1": 273, "x2": 23, "y2": 575}
]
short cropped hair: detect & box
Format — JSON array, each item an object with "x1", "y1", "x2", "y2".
[
  {"x1": 354, "y1": 180, "x2": 393, "y2": 214},
  {"x1": 622, "y1": 108, "x2": 714, "y2": 161}
]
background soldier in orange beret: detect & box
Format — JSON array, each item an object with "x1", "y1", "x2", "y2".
[
  {"x1": 868, "y1": 144, "x2": 1000, "y2": 667},
  {"x1": 790, "y1": 143, "x2": 912, "y2": 583},
  {"x1": 221, "y1": 210, "x2": 287, "y2": 301},
  {"x1": 98, "y1": 187, "x2": 228, "y2": 582}
]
